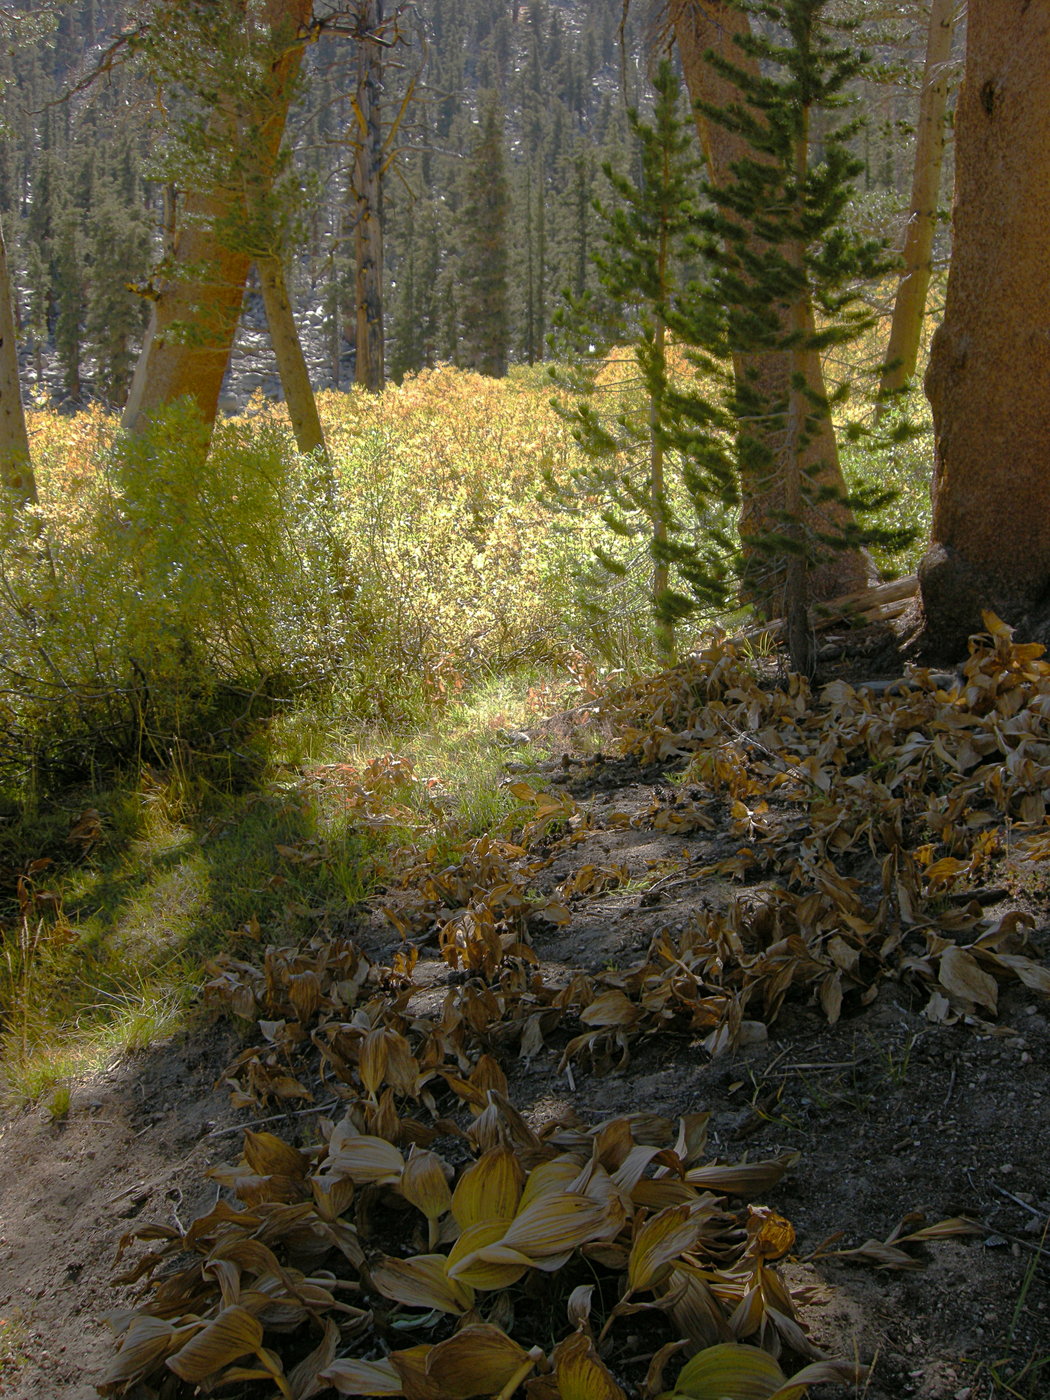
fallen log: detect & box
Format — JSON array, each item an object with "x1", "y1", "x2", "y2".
[{"x1": 736, "y1": 574, "x2": 918, "y2": 645}]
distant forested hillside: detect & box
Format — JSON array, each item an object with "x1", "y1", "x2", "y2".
[{"x1": 0, "y1": 0, "x2": 948, "y2": 402}]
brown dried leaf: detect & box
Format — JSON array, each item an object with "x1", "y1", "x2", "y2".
[
  {"x1": 550, "y1": 1330, "x2": 627, "y2": 1400},
  {"x1": 684, "y1": 1152, "x2": 800, "y2": 1196},
  {"x1": 371, "y1": 1254, "x2": 475, "y2": 1315},
  {"x1": 321, "y1": 1356, "x2": 404, "y2": 1396},
  {"x1": 166, "y1": 1306, "x2": 265, "y2": 1382},
  {"x1": 938, "y1": 946, "x2": 999, "y2": 1012},
  {"x1": 327, "y1": 1135, "x2": 406, "y2": 1186},
  {"x1": 627, "y1": 1204, "x2": 703, "y2": 1293},
  {"x1": 400, "y1": 1148, "x2": 453, "y2": 1224},
  {"x1": 423, "y1": 1324, "x2": 534, "y2": 1399},
  {"x1": 96, "y1": 1316, "x2": 182, "y2": 1395}
]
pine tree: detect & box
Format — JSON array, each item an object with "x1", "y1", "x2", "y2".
[
  {"x1": 694, "y1": 0, "x2": 909, "y2": 673},
  {"x1": 53, "y1": 206, "x2": 83, "y2": 402},
  {"x1": 548, "y1": 61, "x2": 737, "y2": 662},
  {"x1": 457, "y1": 97, "x2": 510, "y2": 378}
]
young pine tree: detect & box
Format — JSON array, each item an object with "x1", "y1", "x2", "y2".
[
  {"x1": 695, "y1": 0, "x2": 910, "y2": 674},
  {"x1": 548, "y1": 61, "x2": 737, "y2": 663},
  {"x1": 457, "y1": 97, "x2": 511, "y2": 378}
]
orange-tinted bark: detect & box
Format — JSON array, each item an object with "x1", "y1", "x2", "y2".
[
  {"x1": 669, "y1": 1, "x2": 872, "y2": 608},
  {"x1": 918, "y1": 4, "x2": 1050, "y2": 653}
]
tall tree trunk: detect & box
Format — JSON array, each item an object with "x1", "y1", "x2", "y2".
[
  {"x1": 257, "y1": 257, "x2": 327, "y2": 456},
  {"x1": 650, "y1": 316, "x2": 674, "y2": 664},
  {"x1": 670, "y1": 0, "x2": 872, "y2": 608},
  {"x1": 918, "y1": 5, "x2": 1050, "y2": 656},
  {"x1": 783, "y1": 100, "x2": 815, "y2": 678},
  {"x1": 123, "y1": 0, "x2": 311, "y2": 443},
  {"x1": 0, "y1": 211, "x2": 36, "y2": 504},
  {"x1": 352, "y1": 0, "x2": 386, "y2": 392},
  {"x1": 877, "y1": 0, "x2": 957, "y2": 412}
]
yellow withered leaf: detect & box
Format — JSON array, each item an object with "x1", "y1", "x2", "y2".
[
  {"x1": 630, "y1": 1178, "x2": 700, "y2": 1211},
  {"x1": 96, "y1": 1316, "x2": 181, "y2": 1395},
  {"x1": 321, "y1": 1355, "x2": 404, "y2": 1395},
  {"x1": 518, "y1": 1157, "x2": 582, "y2": 1211},
  {"x1": 746, "y1": 1206, "x2": 796, "y2": 1261},
  {"x1": 580, "y1": 990, "x2": 641, "y2": 1028},
  {"x1": 996, "y1": 953, "x2": 1050, "y2": 995},
  {"x1": 939, "y1": 945, "x2": 998, "y2": 1012},
  {"x1": 924, "y1": 856, "x2": 968, "y2": 887},
  {"x1": 667, "y1": 1268, "x2": 733, "y2": 1350},
  {"x1": 446, "y1": 1221, "x2": 531, "y2": 1290},
  {"x1": 328, "y1": 1134, "x2": 406, "y2": 1186},
  {"x1": 550, "y1": 1331, "x2": 627, "y2": 1400},
  {"x1": 423, "y1": 1323, "x2": 535, "y2": 1399},
  {"x1": 684, "y1": 1151, "x2": 800, "y2": 1196},
  {"x1": 660, "y1": 1342, "x2": 786, "y2": 1399},
  {"x1": 242, "y1": 1130, "x2": 309, "y2": 1179},
  {"x1": 400, "y1": 1147, "x2": 453, "y2": 1223},
  {"x1": 495, "y1": 1192, "x2": 616, "y2": 1259},
  {"x1": 662, "y1": 1342, "x2": 864, "y2": 1400},
  {"x1": 371, "y1": 1254, "x2": 475, "y2": 1315},
  {"x1": 628, "y1": 1204, "x2": 703, "y2": 1293},
  {"x1": 895, "y1": 1216, "x2": 984, "y2": 1244},
  {"x1": 451, "y1": 1146, "x2": 524, "y2": 1229},
  {"x1": 311, "y1": 1171, "x2": 357, "y2": 1222},
  {"x1": 359, "y1": 1027, "x2": 391, "y2": 1095},
  {"x1": 390, "y1": 1344, "x2": 448, "y2": 1400},
  {"x1": 470, "y1": 1053, "x2": 510, "y2": 1098},
  {"x1": 166, "y1": 1306, "x2": 265, "y2": 1382}
]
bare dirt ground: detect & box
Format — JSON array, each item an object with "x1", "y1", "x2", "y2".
[{"x1": 1, "y1": 649, "x2": 1048, "y2": 1400}]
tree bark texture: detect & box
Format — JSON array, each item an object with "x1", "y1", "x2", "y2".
[
  {"x1": 258, "y1": 256, "x2": 327, "y2": 456},
  {"x1": 353, "y1": 0, "x2": 386, "y2": 392},
  {"x1": 918, "y1": 3, "x2": 1050, "y2": 654},
  {"x1": 877, "y1": 0, "x2": 957, "y2": 410},
  {"x1": 669, "y1": 0, "x2": 872, "y2": 608},
  {"x1": 0, "y1": 211, "x2": 36, "y2": 504},
  {"x1": 123, "y1": 0, "x2": 312, "y2": 443}
]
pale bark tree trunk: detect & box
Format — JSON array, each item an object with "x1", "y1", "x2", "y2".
[
  {"x1": 669, "y1": 0, "x2": 872, "y2": 609},
  {"x1": 918, "y1": 4, "x2": 1050, "y2": 655},
  {"x1": 0, "y1": 212, "x2": 36, "y2": 505},
  {"x1": 123, "y1": 0, "x2": 312, "y2": 444},
  {"x1": 257, "y1": 257, "x2": 327, "y2": 456},
  {"x1": 877, "y1": 0, "x2": 957, "y2": 412},
  {"x1": 352, "y1": 0, "x2": 386, "y2": 391}
]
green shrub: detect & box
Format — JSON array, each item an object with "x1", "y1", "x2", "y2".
[{"x1": 0, "y1": 403, "x2": 347, "y2": 788}]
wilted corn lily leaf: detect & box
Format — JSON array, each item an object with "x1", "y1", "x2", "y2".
[
  {"x1": 420, "y1": 1324, "x2": 540, "y2": 1399},
  {"x1": 684, "y1": 1152, "x2": 800, "y2": 1196},
  {"x1": 327, "y1": 1133, "x2": 406, "y2": 1186},
  {"x1": 165, "y1": 1305, "x2": 266, "y2": 1382},
  {"x1": 446, "y1": 1221, "x2": 532, "y2": 1290},
  {"x1": 371, "y1": 1254, "x2": 475, "y2": 1315},
  {"x1": 627, "y1": 1204, "x2": 705, "y2": 1293},
  {"x1": 659, "y1": 1342, "x2": 864, "y2": 1400},
  {"x1": 400, "y1": 1147, "x2": 454, "y2": 1241},
  {"x1": 96, "y1": 1316, "x2": 186, "y2": 1396},
  {"x1": 320, "y1": 1355, "x2": 404, "y2": 1396},
  {"x1": 547, "y1": 1330, "x2": 627, "y2": 1400},
  {"x1": 452, "y1": 1146, "x2": 525, "y2": 1229},
  {"x1": 824, "y1": 1214, "x2": 983, "y2": 1269}
]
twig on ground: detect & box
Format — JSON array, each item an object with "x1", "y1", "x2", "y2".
[
  {"x1": 989, "y1": 1181, "x2": 1049, "y2": 1220},
  {"x1": 204, "y1": 1100, "x2": 342, "y2": 1140}
]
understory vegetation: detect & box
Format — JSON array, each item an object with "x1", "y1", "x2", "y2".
[{"x1": 0, "y1": 361, "x2": 932, "y2": 1104}]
